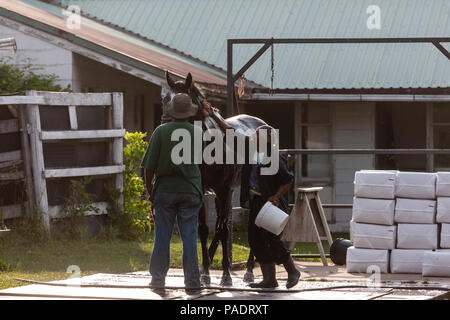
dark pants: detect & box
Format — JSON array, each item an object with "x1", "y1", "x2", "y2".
[
  {"x1": 150, "y1": 192, "x2": 202, "y2": 288},
  {"x1": 248, "y1": 194, "x2": 290, "y2": 264}
]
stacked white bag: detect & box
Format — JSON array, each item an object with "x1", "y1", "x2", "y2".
[
  {"x1": 436, "y1": 172, "x2": 450, "y2": 249},
  {"x1": 347, "y1": 169, "x2": 450, "y2": 277},
  {"x1": 423, "y1": 172, "x2": 450, "y2": 277},
  {"x1": 392, "y1": 172, "x2": 437, "y2": 274},
  {"x1": 347, "y1": 170, "x2": 396, "y2": 273}
]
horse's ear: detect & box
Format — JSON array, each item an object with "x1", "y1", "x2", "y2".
[
  {"x1": 185, "y1": 73, "x2": 193, "y2": 89},
  {"x1": 166, "y1": 71, "x2": 175, "y2": 89}
]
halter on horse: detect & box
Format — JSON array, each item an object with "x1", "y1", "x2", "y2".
[{"x1": 161, "y1": 71, "x2": 266, "y2": 286}]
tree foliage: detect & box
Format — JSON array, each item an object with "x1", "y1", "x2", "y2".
[{"x1": 0, "y1": 57, "x2": 70, "y2": 94}]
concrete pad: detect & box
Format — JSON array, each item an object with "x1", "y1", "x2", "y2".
[{"x1": 1, "y1": 261, "x2": 449, "y2": 300}]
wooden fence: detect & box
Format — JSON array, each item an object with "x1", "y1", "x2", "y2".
[{"x1": 0, "y1": 91, "x2": 124, "y2": 234}]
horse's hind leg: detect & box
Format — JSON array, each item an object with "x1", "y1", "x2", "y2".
[
  {"x1": 243, "y1": 249, "x2": 255, "y2": 283},
  {"x1": 204, "y1": 190, "x2": 233, "y2": 286},
  {"x1": 218, "y1": 191, "x2": 233, "y2": 286},
  {"x1": 208, "y1": 201, "x2": 221, "y2": 262},
  {"x1": 198, "y1": 204, "x2": 211, "y2": 285},
  {"x1": 218, "y1": 216, "x2": 233, "y2": 286}
]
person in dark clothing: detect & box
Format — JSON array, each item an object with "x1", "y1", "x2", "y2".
[
  {"x1": 240, "y1": 126, "x2": 300, "y2": 289},
  {"x1": 202, "y1": 105, "x2": 300, "y2": 289}
]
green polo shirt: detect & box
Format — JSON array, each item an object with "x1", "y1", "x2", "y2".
[{"x1": 141, "y1": 120, "x2": 203, "y2": 198}]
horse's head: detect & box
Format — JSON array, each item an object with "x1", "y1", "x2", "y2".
[{"x1": 161, "y1": 71, "x2": 206, "y2": 124}]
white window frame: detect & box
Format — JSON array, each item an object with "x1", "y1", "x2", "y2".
[
  {"x1": 295, "y1": 102, "x2": 333, "y2": 186},
  {"x1": 431, "y1": 102, "x2": 450, "y2": 172}
]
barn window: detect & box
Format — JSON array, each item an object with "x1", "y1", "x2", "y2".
[
  {"x1": 433, "y1": 102, "x2": 450, "y2": 171},
  {"x1": 298, "y1": 102, "x2": 332, "y2": 181}
]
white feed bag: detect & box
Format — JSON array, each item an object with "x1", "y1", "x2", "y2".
[
  {"x1": 436, "y1": 172, "x2": 450, "y2": 197},
  {"x1": 350, "y1": 221, "x2": 396, "y2": 250},
  {"x1": 354, "y1": 171, "x2": 396, "y2": 199},
  {"x1": 422, "y1": 251, "x2": 450, "y2": 277},
  {"x1": 352, "y1": 197, "x2": 395, "y2": 226},
  {"x1": 390, "y1": 249, "x2": 430, "y2": 274},
  {"x1": 396, "y1": 224, "x2": 438, "y2": 250},
  {"x1": 394, "y1": 198, "x2": 436, "y2": 224},
  {"x1": 255, "y1": 201, "x2": 289, "y2": 235},
  {"x1": 441, "y1": 224, "x2": 450, "y2": 249},
  {"x1": 437, "y1": 197, "x2": 450, "y2": 223},
  {"x1": 346, "y1": 247, "x2": 389, "y2": 274},
  {"x1": 395, "y1": 172, "x2": 436, "y2": 199}
]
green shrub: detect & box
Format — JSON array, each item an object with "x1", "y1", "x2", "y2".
[
  {"x1": 59, "y1": 177, "x2": 99, "y2": 240},
  {"x1": 0, "y1": 213, "x2": 47, "y2": 246},
  {"x1": 0, "y1": 259, "x2": 12, "y2": 272},
  {"x1": 106, "y1": 132, "x2": 151, "y2": 240}
]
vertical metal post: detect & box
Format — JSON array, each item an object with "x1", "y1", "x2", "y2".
[
  {"x1": 426, "y1": 102, "x2": 434, "y2": 172},
  {"x1": 226, "y1": 40, "x2": 233, "y2": 118}
]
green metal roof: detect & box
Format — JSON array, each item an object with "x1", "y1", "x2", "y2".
[
  {"x1": 7, "y1": 0, "x2": 227, "y2": 84},
  {"x1": 27, "y1": 0, "x2": 450, "y2": 90}
]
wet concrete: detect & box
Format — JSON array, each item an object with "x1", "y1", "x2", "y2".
[{"x1": 1, "y1": 261, "x2": 449, "y2": 300}]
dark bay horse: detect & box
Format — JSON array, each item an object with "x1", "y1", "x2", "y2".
[{"x1": 161, "y1": 71, "x2": 266, "y2": 286}]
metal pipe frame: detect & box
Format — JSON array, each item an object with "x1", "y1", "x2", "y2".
[
  {"x1": 226, "y1": 37, "x2": 450, "y2": 117},
  {"x1": 279, "y1": 148, "x2": 450, "y2": 155},
  {"x1": 279, "y1": 148, "x2": 450, "y2": 210},
  {"x1": 249, "y1": 93, "x2": 450, "y2": 102}
]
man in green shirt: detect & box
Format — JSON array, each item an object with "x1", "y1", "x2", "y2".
[{"x1": 142, "y1": 93, "x2": 203, "y2": 294}]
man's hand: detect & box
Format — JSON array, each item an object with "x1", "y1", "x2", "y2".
[
  {"x1": 267, "y1": 182, "x2": 292, "y2": 208},
  {"x1": 267, "y1": 195, "x2": 280, "y2": 207},
  {"x1": 147, "y1": 192, "x2": 153, "y2": 204},
  {"x1": 144, "y1": 168, "x2": 155, "y2": 202},
  {"x1": 202, "y1": 101, "x2": 213, "y2": 117}
]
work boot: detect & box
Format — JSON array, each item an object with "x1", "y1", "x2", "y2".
[
  {"x1": 185, "y1": 287, "x2": 202, "y2": 295},
  {"x1": 149, "y1": 282, "x2": 167, "y2": 297},
  {"x1": 283, "y1": 255, "x2": 300, "y2": 289},
  {"x1": 249, "y1": 263, "x2": 278, "y2": 288}
]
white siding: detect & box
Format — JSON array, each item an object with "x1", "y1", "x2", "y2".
[
  {"x1": 0, "y1": 21, "x2": 73, "y2": 89},
  {"x1": 0, "y1": 17, "x2": 162, "y2": 136},
  {"x1": 72, "y1": 54, "x2": 160, "y2": 134},
  {"x1": 332, "y1": 102, "x2": 375, "y2": 231}
]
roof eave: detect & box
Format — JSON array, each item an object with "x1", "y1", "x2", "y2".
[{"x1": 0, "y1": 0, "x2": 227, "y2": 87}]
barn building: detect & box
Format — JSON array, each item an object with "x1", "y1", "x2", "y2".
[{"x1": 1, "y1": 0, "x2": 450, "y2": 231}]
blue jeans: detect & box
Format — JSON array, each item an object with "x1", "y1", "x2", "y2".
[{"x1": 150, "y1": 192, "x2": 202, "y2": 288}]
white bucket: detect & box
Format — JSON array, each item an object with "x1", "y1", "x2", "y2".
[{"x1": 255, "y1": 201, "x2": 289, "y2": 235}]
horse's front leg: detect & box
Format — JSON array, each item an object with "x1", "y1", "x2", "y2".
[
  {"x1": 243, "y1": 249, "x2": 255, "y2": 283},
  {"x1": 218, "y1": 191, "x2": 233, "y2": 286},
  {"x1": 198, "y1": 204, "x2": 211, "y2": 285}
]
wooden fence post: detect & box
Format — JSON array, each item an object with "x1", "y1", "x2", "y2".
[
  {"x1": 26, "y1": 91, "x2": 50, "y2": 234},
  {"x1": 112, "y1": 93, "x2": 124, "y2": 210},
  {"x1": 18, "y1": 104, "x2": 34, "y2": 217}
]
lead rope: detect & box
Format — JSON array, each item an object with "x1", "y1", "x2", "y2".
[{"x1": 270, "y1": 38, "x2": 274, "y2": 96}]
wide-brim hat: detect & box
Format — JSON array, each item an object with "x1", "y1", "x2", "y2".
[{"x1": 167, "y1": 93, "x2": 198, "y2": 119}]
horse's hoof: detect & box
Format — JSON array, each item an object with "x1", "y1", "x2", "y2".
[
  {"x1": 220, "y1": 274, "x2": 233, "y2": 287},
  {"x1": 243, "y1": 271, "x2": 254, "y2": 283},
  {"x1": 201, "y1": 274, "x2": 211, "y2": 286}
]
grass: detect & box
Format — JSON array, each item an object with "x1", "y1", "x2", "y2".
[
  {"x1": 0, "y1": 239, "x2": 151, "y2": 290},
  {"x1": 0, "y1": 232, "x2": 250, "y2": 290},
  {"x1": 0, "y1": 230, "x2": 349, "y2": 290}
]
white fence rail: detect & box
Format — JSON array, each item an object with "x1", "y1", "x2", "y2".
[{"x1": 0, "y1": 91, "x2": 124, "y2": 234}]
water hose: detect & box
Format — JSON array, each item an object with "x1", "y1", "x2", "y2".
[{"x1": 12, "y1": 278, "x2": 450, "y2": 294}]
